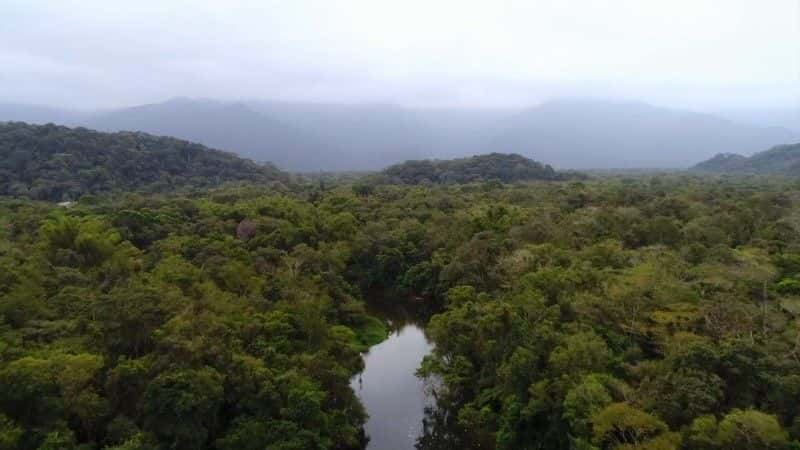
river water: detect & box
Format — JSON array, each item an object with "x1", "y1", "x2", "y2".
[{"x1": 350, "y1": 300, "x2": 435, "y2": 450}]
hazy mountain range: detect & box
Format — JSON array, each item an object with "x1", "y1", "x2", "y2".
[
  {"x1": 716, "y1": 108, "x2": 800, "y2": 135},
  {"x1": 0, "y1": 98, "x2": 796, "y2": 171}
]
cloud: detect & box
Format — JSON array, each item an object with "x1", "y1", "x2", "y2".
[{"x1": 1, "y1": 0, "x2": 798, "y2": 109}]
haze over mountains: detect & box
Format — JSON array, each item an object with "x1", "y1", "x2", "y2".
[
  {"x1": 717, "y1": 108, "x2": 800, "y2": 135},
  {"x1": 0, "y1": 98, "x2": 795, "y2": 172}
]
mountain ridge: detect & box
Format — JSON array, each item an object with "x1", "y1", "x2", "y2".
[{"x1": 0, "y1": 98, "x2": 793, "y2": 171}]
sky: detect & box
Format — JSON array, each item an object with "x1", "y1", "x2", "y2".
[{"x1": 1, "y1": 0, "x2": 799, "y2": 110}]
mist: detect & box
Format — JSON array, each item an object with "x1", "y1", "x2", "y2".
[
  {"x1": 2, "y1": 0, "x2": 798, "y2": 111},
  {"x1": 1, "y1": 0, "x2": 799, "y2": 171}
]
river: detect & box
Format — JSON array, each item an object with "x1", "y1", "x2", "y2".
[{"x1": 350, "y1": 299, "x2": 436, "y2": 450}]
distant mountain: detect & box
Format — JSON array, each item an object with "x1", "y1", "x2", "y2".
[
  {"x1": 381, "y1": 153, "x2": 569, "y2": 184},
  {"x1": 0, "y1": 98, "x2": 793, "y2": 171},
  {"x1": 692, "y1": 143, "x2": 800, "y2": 175},
  {"x1": 486, "y1": 100, "x2": 795, "y2": 169},
  {"x1": 247, "y1": 102, "x2": 515, "y2": 163},
  {"x1": 0, "y1": 122, "x2": 289, "y2": 201},
  {"x1": 411, "y1": 108, "x2": 513, "y2": 159},
  {"x1": 716, "y1": 107, "x2": 800, "y2": 135},
  {"x1": 0, "y1": 102, "x2": 88, "y2": 126},
  {"x1": 82, "y1": 98, "x2": 333, "y2": 171},
  {"x1": 247, "y1": 101, "x2": 435, "y2": 169}
]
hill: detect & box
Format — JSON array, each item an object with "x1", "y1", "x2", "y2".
[
  {"x1": 0, "y1": 98, "x2": 793, "y2": 171},
  {"x1": 0, "y1": 122, "x2": 289, "y2": 201},
  {"x1": 692, "y1": 143, "x2": 800, "y2": 174},
  {"x1": 486, "y1": 99, "x2": 795, "y2": 169},
  {"x1": 381, "y1": 153, "x2": 566, "y2": 184}
]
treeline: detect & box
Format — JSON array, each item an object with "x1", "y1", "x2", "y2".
[
  {"x1": 0, "y1": 122, "x2": 290, "y2": 202},
  {"x1": 2, "y1": 175, "x2": 800, "y2": 449},
  {"x1": 380, "y1": 153, "x2": 573, "y2": 185}
]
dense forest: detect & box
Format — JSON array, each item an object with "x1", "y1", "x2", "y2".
[
  {"x1": 5, "y1": 0, "x2": 800, "y2": 448},
  {"x1": 414, "y1": 177, "x2": 800, "y2": 450},
  {"x1": 381, "y1": 153, "x2": 567, "y2": 185},
  {"x1": 2, "y1": 171, "x2": 800, "y2": 449},
  {"x1": 0, "y1": 188, "x2": 387, "y2": 450},
  {"x1": 0, "y1": 122, "x2": 289, "y2": 202},
  {"x1": 693, "y1": 143, "x2": 800, "y2": 175}
]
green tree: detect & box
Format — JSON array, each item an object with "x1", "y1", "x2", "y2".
[
  {"x1": 591, "y1": 403, "x2": 672, "y2": 450},
  {"x1": 716, "y1": 409, "x2": 789, "y2": 450},
  {"x1": 143, "y1": 367, "x2": 224, "y2": 449}
]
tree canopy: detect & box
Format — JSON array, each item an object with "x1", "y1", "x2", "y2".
[{"x1": 2, "y1": 168, "x2": 800, "y2": 449}]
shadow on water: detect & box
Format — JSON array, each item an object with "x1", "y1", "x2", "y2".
[
  {"x1": 416, "y1": 403, "x2": 481, "y2": 450},
  {"x1": 362, "y1": 292, "x2": 439, "y2": 333}
]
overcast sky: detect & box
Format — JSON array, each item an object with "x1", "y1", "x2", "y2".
[{"x1": 2, "y1": 0, "x2": 799, "y2": 110}]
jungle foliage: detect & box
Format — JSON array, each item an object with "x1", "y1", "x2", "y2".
[
  {"x1": 2, "y1": 173, "x2": 800, "y2": 449},
  {"x1": 413, "y1": 176, "x2": 800, "y2": 450}
]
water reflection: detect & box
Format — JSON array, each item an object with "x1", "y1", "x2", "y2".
[
  {"x1": 364, "y1": 295, "x2": 436, "y2": 333},
  {"x1": 416, "y1": 404, "x2": 470, "y2": 450},
  {"x1": 351, "y1": 296, "x2": 437, "y2": 450},
  {"x1": 416, "y1": 399, "x2": 492, "y2": 450},
  {"x1": 351, "y1": 323, "x2": 434, "y2": 450}
]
